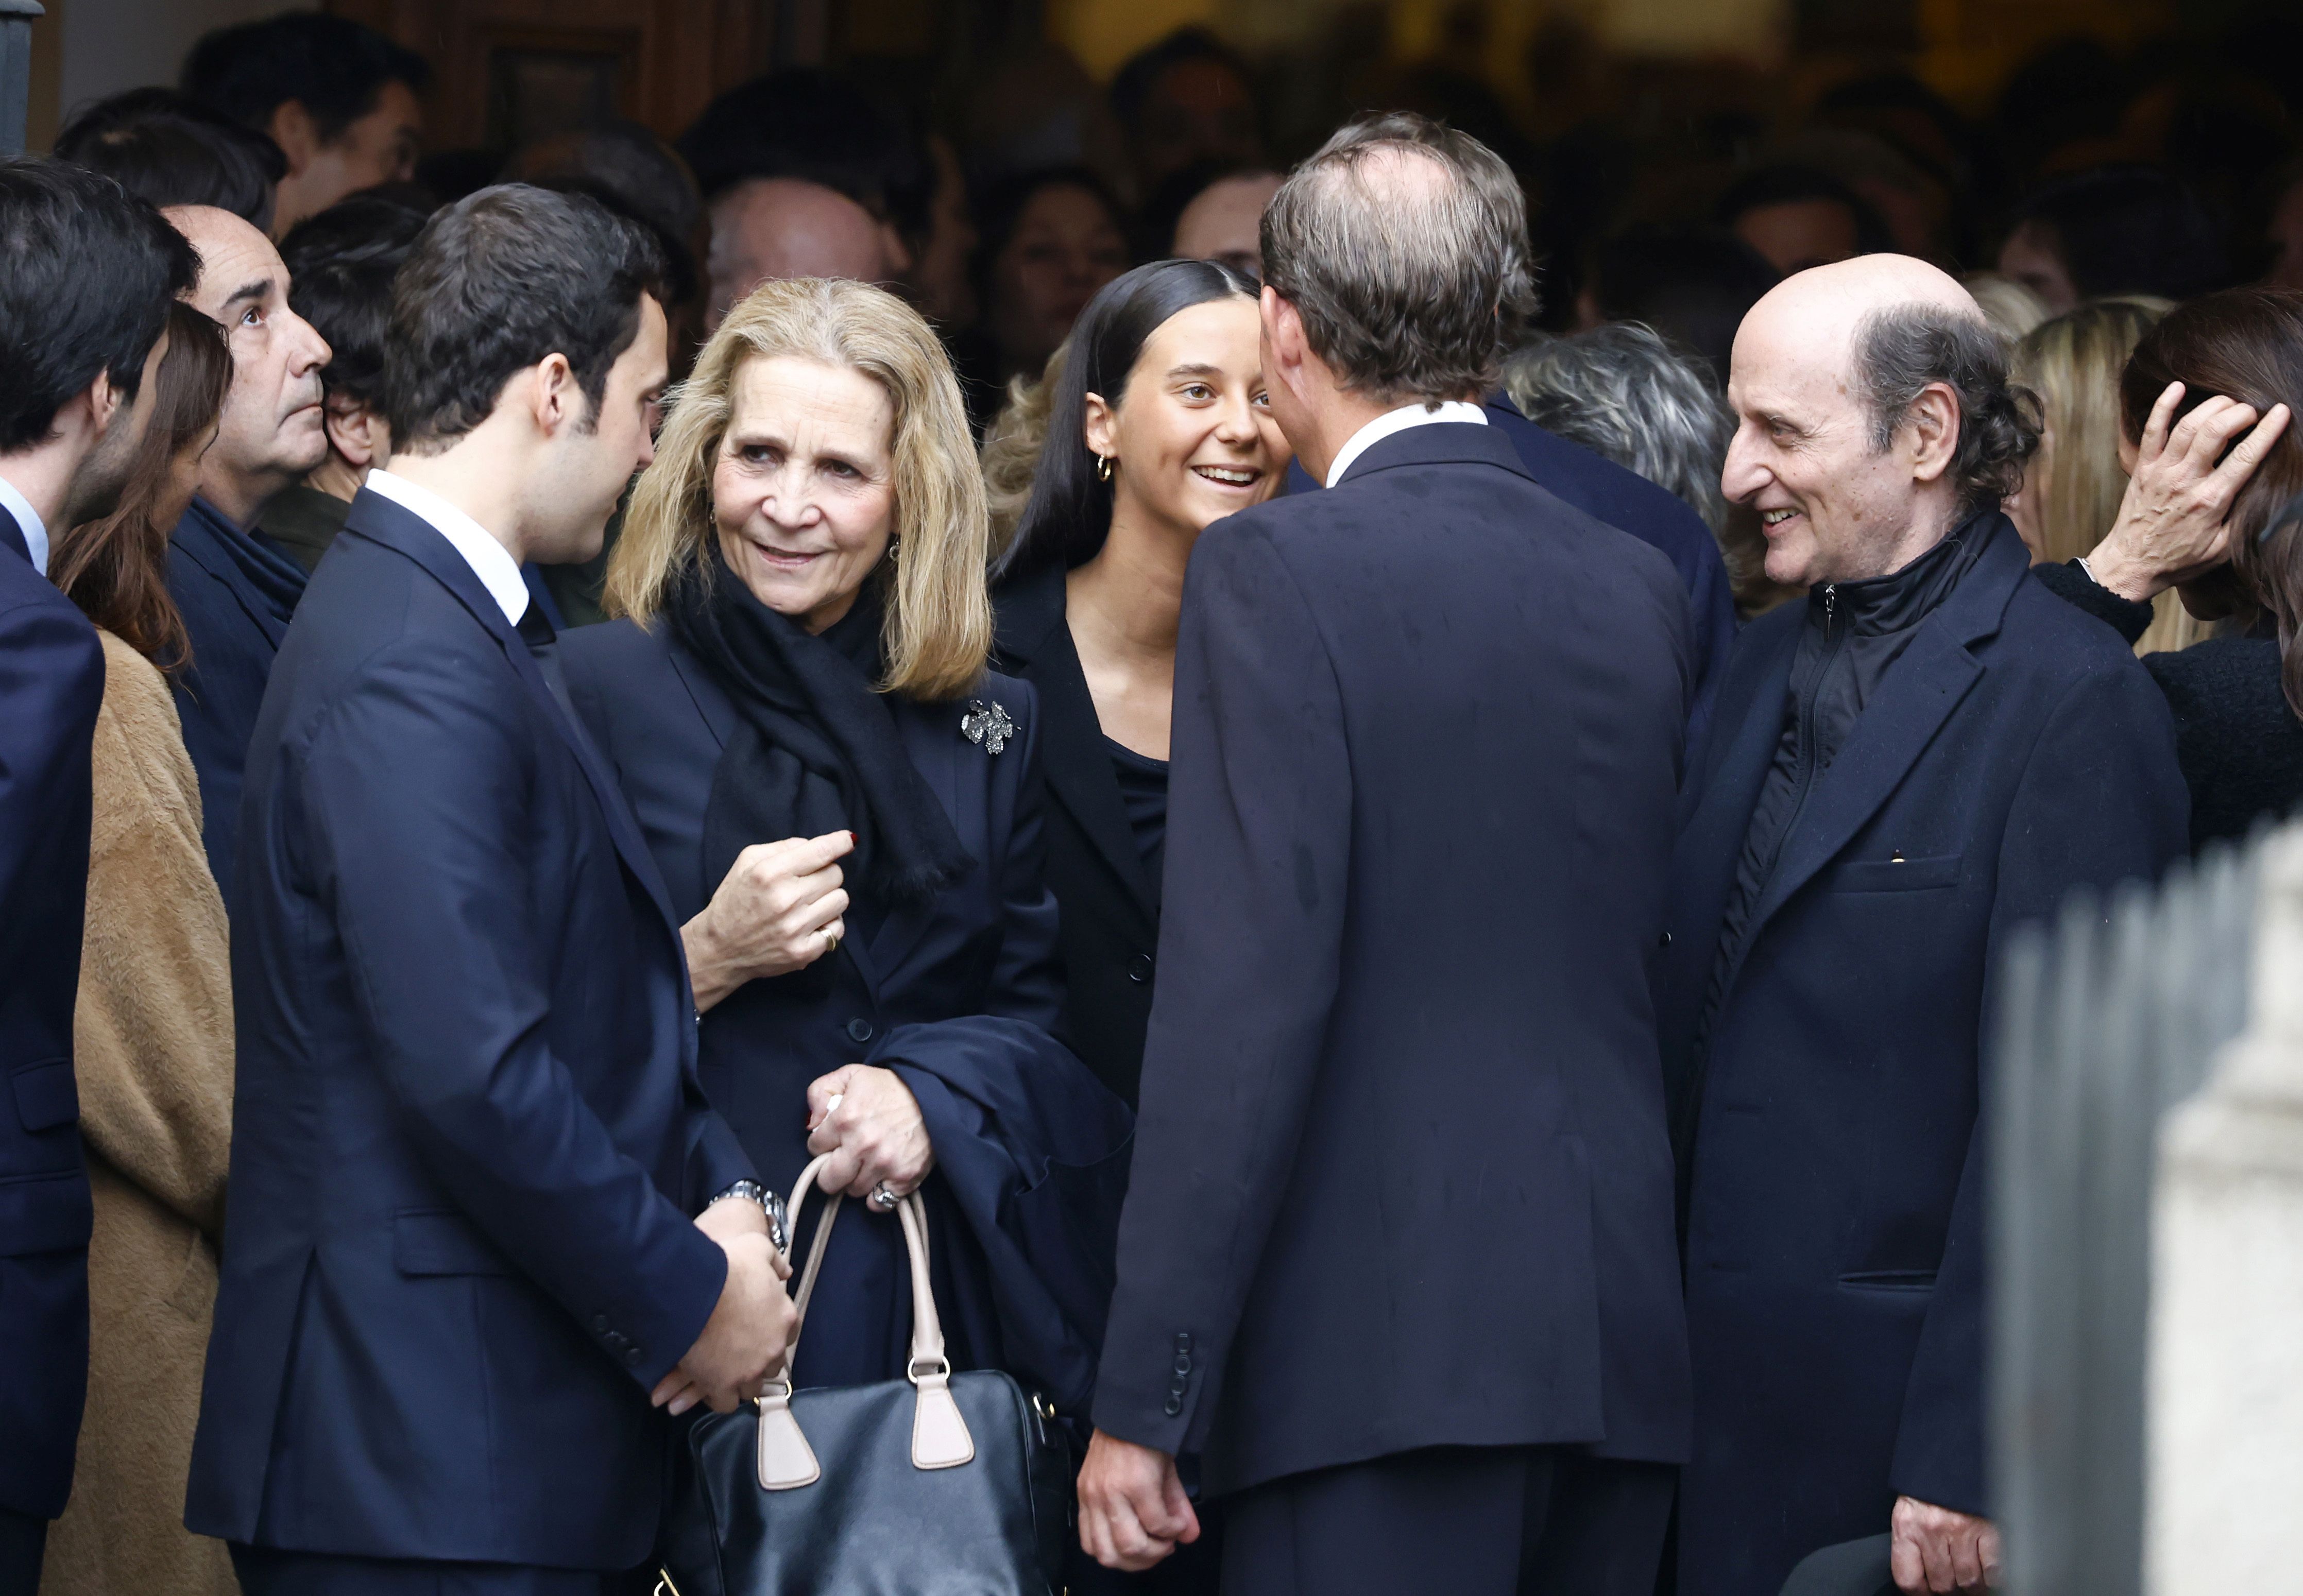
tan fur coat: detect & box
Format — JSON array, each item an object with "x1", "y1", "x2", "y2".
[{"x1": 41, "y1": 632, "x2": 237, "y2": 1596}]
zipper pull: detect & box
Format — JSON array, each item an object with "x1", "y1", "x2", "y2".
[{"x1": 1822, "y1": 583, "x2": 1837, "y2": 636}]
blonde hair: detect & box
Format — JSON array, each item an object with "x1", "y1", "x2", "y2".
[
  {"x1": 1963, "y1": 271, "x2": 2052, "y2": 350},
  {"x1": 2011, "y1": 296, "x2": 2213, "y2": 656},
  {"x1": 979, "y1": 339, "x2": 1067, "y2": 563},
  {"x1": 604, "y1": 277, "x2": 993, "y2": 700}
]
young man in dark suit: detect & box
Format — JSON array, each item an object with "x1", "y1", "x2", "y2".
[
  {"x1": 186, "y1": 185, "x2": 796, "y2": 1596},
  {"x1": 1077, "y1": 115, "x2": 1696, "y2": 1594},
  {"x1": 0, "y1": 158, "x2": 195, "y2": 1596},
  {"x1": 1656, "y1": 255, "x2": 2187, "y2": 1596}
]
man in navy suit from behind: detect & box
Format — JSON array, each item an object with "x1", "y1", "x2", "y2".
[
  {"x1": 0, "y1": 159, "x2": 196, "y2": 1596},
  {"x1": 186, "y1": 185, "x2": 797, "y2": 1595},
  {"x1": 1077, "y1": 115, "x2": 1694, "y2": 1595}
]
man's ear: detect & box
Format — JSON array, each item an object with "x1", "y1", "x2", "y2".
[
  {"x1": 326, "y1": 399, "x2": 392, "y2": 469},
  {"x1": 265, "y1": 100, "x2": 321, "y2": 175},
  {"x1": 1259, "y1": 286, "x2": 1308, "y2": 386},
  {"x1": 86, "y1": 368, "x2": 124, "y2": 436},
  {"x1": 1905, "y1": 381, "x2": 1961, "y2": 485},
  {"x1": 531, "y1": 353, "x2": 581, "y2": 437}
]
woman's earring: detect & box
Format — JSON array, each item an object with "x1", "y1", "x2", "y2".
[
  {"x1": 1096, "y1": 453, "x2": 1113, "y2": 484},
  {"x1": 885, "y1": 536, "x2": 901, "y2": 563}
]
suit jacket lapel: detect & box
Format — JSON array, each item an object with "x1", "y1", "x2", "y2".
[
  {"x1": 1744, "y1": 518, "x2": 2027, "y2": 934},
  {"x1": 344, "y1": 491, "x2": 683, "y2": 940},
  {"x1": 997, "y1": 567, "x2": 1160, "y2": 922}
]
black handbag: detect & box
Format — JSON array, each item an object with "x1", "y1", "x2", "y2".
[{"x1": 659, "y1": 1154, "x2": 1074, "y2": 1596}]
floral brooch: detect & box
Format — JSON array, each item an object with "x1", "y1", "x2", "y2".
[{"x1": 961, "y1": 699, "x2": 1015, "y2": 756}]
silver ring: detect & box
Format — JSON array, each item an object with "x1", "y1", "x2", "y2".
[{"x1": 870, "y1": 1182, "x2": 899, "y2": 1210}]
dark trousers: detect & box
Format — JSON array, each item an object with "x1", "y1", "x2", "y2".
[
  {"x1": 1221, "y1": 1446, "x2": 1675, "y2": 1596},
  {"x1": 0, "y1": 1508, "x2": 46, "y2": 1596},
  {"x1": 229, "y1": 1546, "x2": 655, "y2": 1596}
]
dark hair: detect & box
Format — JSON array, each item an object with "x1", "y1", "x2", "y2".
[
  {"x1": 52, "y1": 303, "x2": 231, "y2": 669},
  {"x1": 1000, "y1": 258, "x2": 1259, "y2": 576},
  {"x1": 1260, "y1": 112, "x2": 1534, "y2": 404},
  {"x1": 1851, "y1": 302, "x2": 2041, "y2": 517},
  {"x1": 675, "y1": 69, "x2": 926, "y2": 232},
  {"x1": 1715, "y1": 163, "x2": 1895, "y2": 258},
  {"x1": 281, "y1": 190, "x2": 434, "y2": 407},
  {"x1": 2120, "y1": 288, "x2": 2303, "y2": 716},
  {"x1": 0, "y1": 159, "x2": 199, "y2": 452},
  {"x1": 1584, "y1": 224, "x2": 1781, "y2": 390},
  {"x1": 1109, "y1": 27, "x2": 1252, "y2": 133},
  {"x1": 527, "y1": 174, "x2": 700, "y2": 313},
  {"x1": 183, "y1": 13, "x2": 431, "y2": 142},
  {"x1": 384, "y1": 184, "x2": 665, "y2": 452},
  {"x1": 969, "y1": 165, "x2": 1132, "y2": 310},
  {"x1": 504, "y1": 121, "x2": 703, "y2": 258},
  {"x1": 54, "y1": 87, "x2": 286, "y2": 229},
  {"x1": 2010, "y1": 164, "x2": 2229, "y2": 303}
]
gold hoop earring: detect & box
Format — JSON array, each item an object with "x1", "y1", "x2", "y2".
[{"x1": 1096, "y1": 453, "x2": 1113, "y2": 484}]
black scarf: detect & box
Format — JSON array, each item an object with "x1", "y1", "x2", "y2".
[{"x1": 669, "y1": 552, "x2": 976, "y2": 955}]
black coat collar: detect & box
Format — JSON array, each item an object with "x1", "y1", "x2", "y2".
[{"x1": 993, "y1": 563, "x2": 1161, "y2": 923}]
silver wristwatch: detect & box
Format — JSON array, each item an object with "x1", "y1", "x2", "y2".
[{"x1": 709, "y1": 1179, "x2": 788, "y2": 1252}]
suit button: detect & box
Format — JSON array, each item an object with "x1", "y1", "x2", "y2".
[
  {"x1": 592, "y1": 1314, "x2": 610, "y2": 1334},
  {"x1": 845, "y1": 1018, "x2": 874, "y2": 1044},
  {"x1": 1174, "y1": 1354, "x2": 1192, "y2": 1376},
  {"x1": 625, "y1": 1347, "x2": 643, "y2": 1366},
  {"x1": 1174, "y1": 1332, "x2": 1191, "y2": 1352},
  {"x1": 1658, "y1": 931, "x2": 1673, "y2": 948},
  {"x1": 1127, "y1": 954, "x2": 1154, "y2": 984},
  {"x1": 1164, "y1": 1395, "x2": 1182, "y2": 1416}
]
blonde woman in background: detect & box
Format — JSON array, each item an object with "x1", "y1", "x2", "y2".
[{"x1": 2009, "y1": 296, "x2": 2213, "y2": 656}]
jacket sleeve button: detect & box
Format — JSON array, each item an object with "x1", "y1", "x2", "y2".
[
  {"x1": 1127, "y1": 954, "x2": 1154, "y2": 983},
  {"x1": 845, "y1": 1017, "x2": 874, "y2": 1044},
  {"x1": 1164, "y1": 1395, "x2": 1183, "y2": 1416}
]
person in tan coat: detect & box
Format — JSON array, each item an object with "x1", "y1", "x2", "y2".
[{"x1": 44, "y1": 301, "x2": 239, "y2": 1596}]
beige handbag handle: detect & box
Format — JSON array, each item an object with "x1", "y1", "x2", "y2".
[{"x1": 754, "y1": 1154, "x2": 975, "y2": 1491}]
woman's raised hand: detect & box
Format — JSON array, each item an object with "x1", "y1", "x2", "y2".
[
  {"x1": 806, "y1": 1064, "x2": 936, "y2": 1200},
  {"x1": 680, "y1": 831, "x2": 855, "y2": 1011},
  {"x1": 2087, "y1": 381, "x2": 2291, "y2": 603}
]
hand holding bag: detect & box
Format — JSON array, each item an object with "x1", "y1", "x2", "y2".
[{"x1": 659, "y1": 1154, "x2": 1073, "y2": 1595}]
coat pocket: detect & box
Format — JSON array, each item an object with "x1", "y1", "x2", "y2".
[
  {"x1": 1838, "y1": 1268, "x2": 1938, "y2": 1292},
  {"x1": 1829, "y1": 854, "x2": 1962, "y2": 893},
  {"x1": 393, "y1": 1208, "x2": 514, "y2": 1276}
]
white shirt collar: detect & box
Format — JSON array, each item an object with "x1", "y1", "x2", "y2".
[
  {"x1": 1323, "y1": 399, "x2": 1488, "y2": 488},
  {"x1": 364, "y1": 468, "x2": 530, "y2": 626},
  {"x1": 0, "y1": 469, "x2": 52, "y2": 576}
]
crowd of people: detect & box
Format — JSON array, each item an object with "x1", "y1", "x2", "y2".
[{"x1": 6, "y1": 10, "x2": 2303, "y2": 1596}]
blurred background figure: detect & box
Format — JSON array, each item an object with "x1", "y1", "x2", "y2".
[
  {"x1": 1963, "y1": 270, "x2": 2054, "y2": 349},
  {"x1": 1141, "y1": 161, "x2": 1283, "y2": 277},
  {"x1": 952, "y1": 166, "x2": 1132, "y2": 433},
  {"x1": 54, "y1": 88, "x2": 284, "y2": 231},
  {"x1": 2004, "y1": 296, "x2": 2214, "y2": 656},
  {"x1": 503, "y1": 121, "x2": 707, "y2": 348},
  {"x1": 1504, "y1": 322, "x2": 1732, "y2": 538},
  {"x1": 1715, "y1": 163, "x2": 1893, "y2": 276},
  {"x1": 180, "y1": 13, "x2": 427, "y2": 237},
  {"x1": 1997, "y1": 165, "x2": 2229, "y2": 313},
  {"x1": 1108, "y1": 28, "x2": 1265, "y2": 199},
  {"x1": 41, "y1": 301, "x2": 237, "y2": 1596},
  {"x1": 678, "y1": 70, "x2": 922, "y2": 329},
  {"x1": 254, "y1": 190, "x2": 432, "y2": 574},
  {"x1": 1574, "y1": 224, "x2": 1780, "y2": 391}
]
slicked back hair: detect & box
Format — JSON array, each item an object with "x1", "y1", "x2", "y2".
[
  {"x1": 1259, "y1": 112, "x2": 1536, "y2": 404},
  {"x1": 1852, "y1": 301, "x2": 2040, "y2": 517},
  {"x1": 383, "y1": 184, "x2": 664, "y2": 454},
  {"x1": 0, "y1": 158, "x2": 198, "y2": 452}
]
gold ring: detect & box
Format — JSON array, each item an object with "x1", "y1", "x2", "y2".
[{"x1": 823, "y1": 925, "x2": 841, "y2": 953}]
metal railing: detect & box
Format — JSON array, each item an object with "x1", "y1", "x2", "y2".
[{"x1": 1989, "y1": 833, "x2": 2267, "y2": 1595}]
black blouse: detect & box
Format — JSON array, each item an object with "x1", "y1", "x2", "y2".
[{"x1": 1103, "y1": 735, "x2": 1169, "y2": 884}]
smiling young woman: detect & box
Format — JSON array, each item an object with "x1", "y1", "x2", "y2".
[{"x1": 988, "y1": 259, "x2": 1289, "y2": 1108}]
